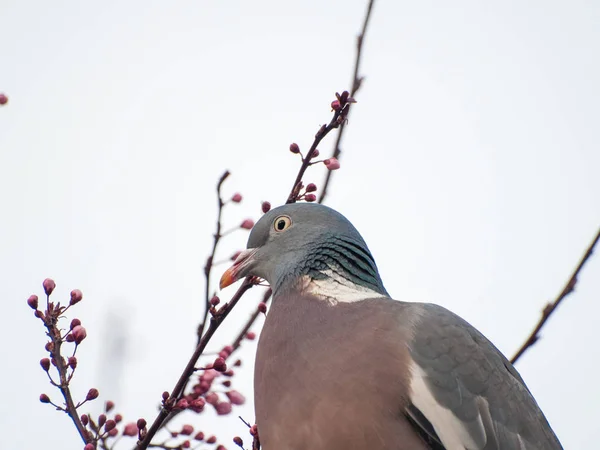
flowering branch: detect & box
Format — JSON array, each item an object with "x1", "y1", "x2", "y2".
[
  {"x1": 511, "y1": 227, "x2": 600, "y2": 364},
  {"x1": 35, "y1": 283, "x2": 90, "y2": 444},
  {"x1": 136, "y1": 278, "x2": 256, "y2": 450}
]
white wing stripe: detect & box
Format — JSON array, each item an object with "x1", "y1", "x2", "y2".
[{"x1": 409, "y1": 362, "x2": 485, "y2": 449}]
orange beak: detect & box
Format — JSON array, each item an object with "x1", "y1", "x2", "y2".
[{"x1": 219, "y1": 248, "x2": 258, "y2": 289}]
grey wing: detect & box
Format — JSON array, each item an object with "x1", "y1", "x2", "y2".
[{"x1": 405, "y1": 303, "x2": 562, "y2": 450}]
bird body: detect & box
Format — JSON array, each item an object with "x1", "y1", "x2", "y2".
[{"x1": 220, "y1": 203, "x2": 563, "y2": 450}]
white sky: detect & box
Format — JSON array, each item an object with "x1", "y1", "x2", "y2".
[{"x1": 1, "y1": 1, "x2": 599, "y2": 448}]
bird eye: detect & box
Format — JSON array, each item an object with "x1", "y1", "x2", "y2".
[{"x1": 273, "y1": 215, "x2": 292, "y2": 232}]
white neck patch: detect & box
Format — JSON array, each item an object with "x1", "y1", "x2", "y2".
[{"x1": 299, "y1": 269, "x2": 386, "y2": 305}]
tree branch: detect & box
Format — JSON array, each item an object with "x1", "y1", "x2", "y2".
[
  {"x1": 318, "y1": 0, "x2": 375, "y2": 204},
  {"x1": 198, "y1": 170, "x2": 231, "y2": 343},
  {"x1": 511, "y1": 227, "x2": 600, "y2": 364}
]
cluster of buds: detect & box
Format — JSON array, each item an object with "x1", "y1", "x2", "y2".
[
  {"x1": 295, "y1": 182, "x2": 318, "y2": 203},
  {"x1": 74, "y1": 400, "x2": 145, "y2": 449},
  {"x1": 160, "y1": 337, "x2": 253, "y2": 425},
  {"x1": 30, "y1": 280, "x2": 90, "y2": 409}
]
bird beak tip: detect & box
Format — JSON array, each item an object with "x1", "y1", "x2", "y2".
[
  {"x1": 219, "y1": 268, "x2": 236, "y2": 290},
  {"x1": 219, "y1": 248, "x2": 258, "y2": 290}
]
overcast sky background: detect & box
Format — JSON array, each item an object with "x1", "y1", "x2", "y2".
[{"x1": 1, "y1": 1, "x2": 599, "y2": 448}]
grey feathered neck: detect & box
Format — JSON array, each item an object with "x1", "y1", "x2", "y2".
[{"x1": 299, "y1": 233, "x2": 389, "y2": 296}]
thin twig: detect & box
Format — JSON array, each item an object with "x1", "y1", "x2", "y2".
[
  {"x1": 511, "y1": 227, "x2": 600, "y2": 364},
  {"x1": 136, "y1": 279, "x2": 255, "y2": 450},
  {"x1": 285, "y1": 106, "x2": 347, "y2": 204},
  {"x1": 230, "y1": 288, "x2": 272, "y2": 352},
  {"x1": 198, "y1": 170, "x2": 231, "y2": 343},
  {"x1": 318, "y1": 0, "x2": 375, "y2": 204}
]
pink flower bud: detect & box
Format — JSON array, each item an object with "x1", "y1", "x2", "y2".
[
  {"x1": 217, "y1": 446, "x2": 226, "y2": 450},
  {"x1": 311, "y1": 149, "x2": 320, "y2": 158},
  {"x1": 204, "y1": 392, "x2": 219, "y2": 405},
  {"x1": 137, "y1": 418, "x2": 147, "y2": 429},
  {"x1": 261, "y1": 201, "x2": 271, "y2": 213},
  {"x1": 114, "y1": 414, "x2": 123, "y2": 423},
  {"x1": 194, "y1": 431, "x2": 205, "y2": 441},
  {"x1": 72, "y1": 325, "x2": 87, "y2": 344},
  {"x1": 181, "y1": 424, "x2": 194, "y2": 435},
  {"x1": 215, "y1": 401, "x2": 232, "y2": 415},
  {"x1": 289, "y1": 143, "x2": 300, "y2": 154},
  {"x1": 81, "y1": 414, "x2": 89, "y2": 426},
  {"x1": 84, "y1": 444, "x2": 95, "y2": 450},
  {"x1": 324, "y1": 157, "x2": 340, "y2": 170},
  {"x1": 206, "y1": 436, "x2": 217, "y2": 444},
  {"x1": 201, "y1": 369, "x2": 217, "y2": 382},
  {"x1": 123, "y1": 422, "x2": 138, "y2": 436},
  {"x1": 305, "y1": 194, "x2": 317, "y2": 202},
  {"x1": 234, "y1": 436, "x2": 244, "y2": 447},
  {"x1": 306, "y1": 183, "x2": 317, "y2": 193},
  {"x1": 68, "y1": 356, "x2": 77, "y2": 369},
  {"x1": 43, "y1": 278, "x2": 56, "y2": 296},
  {"x1": 223, "y1": 345, "x2": 233, "y2": 355},
  {"x1": 27, "y1": 295, "x2": 39, "y2": 310},
  {"x1": 226, "y1": 390, "x2": 246, "y2": 405},
  {"x1": 213, "y1": 357, "x2": 227, "y2": 372},
  {"x1": 86, "y1": 388, "x2": 99, "y2": 401},
  {"x1": 40, "y1": 358, "x2": 50, "y2": 371},
  {"x1": 222, "y1": 380, "x2": 232, "y2": 387},
  {"x1": 65, "y1": 333, "x2": 75, "y2": 343},
  {"x1": 231, "y1": 193, "x2": 243, "y2": 203},
  {"x1": 182, "y1": 441, "x2": 191, "y2": 449},
  {"x1": 250, "y1": 424, "x2": 258, "y2": 436},
  {"x1": 177, "y1": 399, "x2": 189, "y2": 409},
  {"x1": 108, "y1": 428, "x2": 118, "y2": 437},
  {"x1": 258, "y1": 302, "x2": 267, "y2": 314},
  {"x1": 240, "y1": 219, "x2": 254, "y2": 230},
  {"x1": 70, "y1": 289, "x2": 83, "y2": 305},
  {"x1": 0, "y1": 93, "x2": 8, "y2": 105},
  {"x1": 104, "y1": 419, "x2": 116, "y2": 432},
  {"x1": 39, "y1": 393, "x2": 50, "y2": 403},
  {"x1": 105, "y1": 400, "x2": 114, "y2": 412},
  {"x1": 210, "y1": 296, "x2": 220, "y2": 306},
  {"x1": 190, "y1": 398, "x2": 205, "y2": 412},
  {"x1": 70, "y1": 318, "x2": 81, "y2": 330},
  {"x1": 246, "y1": 331, "x2": 256, "y2": 340},
  {"x1": 34, "y1": 310, "x2": 44, "y2": 319},
  {"x1": 331, "y1": 100, "x2": 341, "y2": 111},
  {"x1": 98, "y1": 414, "x2": 106, "y2": 427}
]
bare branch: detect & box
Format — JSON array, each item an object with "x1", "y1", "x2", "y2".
[
  {"x1": 511, "y1": 227, "x2": 600, "y2": 364},
  {"x1": 198, "y1": 170, "x2": 231, "y2": 342}
]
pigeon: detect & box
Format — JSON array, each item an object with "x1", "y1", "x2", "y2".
[{"x1": 220, "y1": 203, "x2": 562, "y2": 450}]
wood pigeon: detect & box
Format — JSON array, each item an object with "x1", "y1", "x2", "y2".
[{"x1": 220, "y1": 203, "x2": 562, "y2": 450}]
